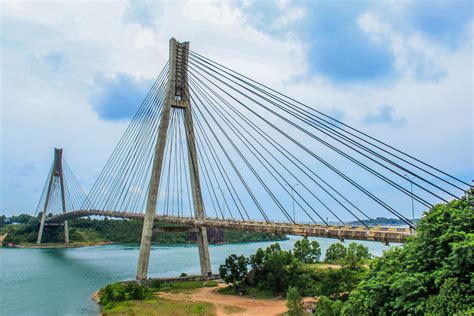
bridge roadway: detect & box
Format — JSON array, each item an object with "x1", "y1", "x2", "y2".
[{"x1": 46, "y1": 210, "x2": 413, "y2": 243}]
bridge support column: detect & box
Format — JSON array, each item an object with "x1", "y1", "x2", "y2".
[
  {"x1": 37, "y1": 171, "x2": 54, "y2": 244},
  {"x1": 37, "y1": 148, "x2": 69, "y2": 244},
  {"x1": 196, "y1": 227, "x2": 212, "y2": 275},
  {"x1": 136, "y1": 38, "x2": 211, "y2": 280}
]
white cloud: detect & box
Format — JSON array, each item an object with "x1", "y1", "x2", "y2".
[{"x1": 0, "y1": 0, "x2": 472, "y2": 221}]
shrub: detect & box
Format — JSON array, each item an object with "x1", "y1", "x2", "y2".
[
  {"x1": 204, "y1": 280, "x2": 218, "y2": 287},
  {"x1": 314, "y1": 296, "x2": 343, "y2": 316},
  {"x1": 149, "y1": 278, "x2": 161, "y2": 289},
  {"x1": 343, "y1": 242, "x2": 370, "y2": 268},
  {"x1": 325, "y1": 243, "x2": 347, "y2": 262},
  {"x1": 286, "y1": 286, "x2": 304, "y2": 316},
  {"x1": 343, "y1": 190, "x2": 474, "y2": 315},
  {"x1": 293, "y1": 237, "x2": 321, "y2": 263},
  {"x1": 98, "y1": 282, "x2": 151, "y2": 308},
  {"x1": 218, "y1": 254, "x2": 248, "y2": 287}
]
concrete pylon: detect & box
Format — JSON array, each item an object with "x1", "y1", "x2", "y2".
[
  {"x1": 136, "y1": 38, "x2": 212, "y2": 281},
  {"x1": 37, "y1": 148, "x2": 69, "y2": 244}
]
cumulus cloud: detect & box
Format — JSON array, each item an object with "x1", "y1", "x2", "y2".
[
  {"x1": 363, "y1": 104, "x2": 405, "y2": 126},
  {"x1": 91, "y1": 73, "x2": 153, "y2": 121},
  {"x1": 0, "y1": 0, "x2": 472, "y2": 220}
]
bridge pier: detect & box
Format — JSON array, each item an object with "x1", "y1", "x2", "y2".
[
  {"x1": 196, "y1": 227, "x2": 212, "y2": 275},
  {"x1": 136, "y1": 38, "x2": 211, "y2": 281},
  {"x1": 37, "y1": 148, "x2": 69, "y2": 244}
]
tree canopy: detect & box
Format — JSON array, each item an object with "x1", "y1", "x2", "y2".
[
  {"x1": 343, "y1": 190, "x2": 474, "y2": 315},
  {"x1": 293, "y1": 237, "x2": 321, "y2": 263},
  {"x1": 325, "y1": 242, "x2": 347, "y2": 262}
]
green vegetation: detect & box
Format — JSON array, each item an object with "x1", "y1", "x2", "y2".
[
  {"x1": 102, "y1": 297, "x2": 215, "y2": 316},
  {"x1": 293, "y1": 237, "x2": 321, "y2": 263},
  {"x1": 286, "y1": 286, "x2": 304, "y2": 316},
  {"x1": 99, "y1": 282, "x2": 153, "y2": 309},
  {"x1": 203, "y1": 280, "x2": 218, "y2": 287},
  {"x1": 99, "y1": 280, "x2": 215, "y2": 315},
  {"x1": 0, "y1": 215, "x2": 287, "y2": 246},
  {"x1": 313, "y1": 296, "x2": 343, "y2": 316},
  {"x1": 347, "y1": 216, "x2": 416, "y2": 226},
  {"x1": 218, "y1": 189, "x2": 473, "y2": 315},
  {"x1": 340, "y1": 190, "x2": 474, "y2": 315},
  {"x1": 218, "y1": 254, "x2": 248, "y2": 287},
  {"x1": 219, "y1": 237, "x2": 369, "y2": 299},
  {"x1": 324, "y1": 243, "x2": 347, "y2": 262}
]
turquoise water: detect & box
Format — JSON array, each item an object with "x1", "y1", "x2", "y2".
[{"x1": 0, "y1": 236, "x2": 398, "y2": 315}]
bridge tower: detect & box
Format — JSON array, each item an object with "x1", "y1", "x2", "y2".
[
  {"x1": 37, "y1": 148, "x2": 69, "y2": 244},
  {"x1": 136, "y1": 38, "x2": 212, "y2": 280}
]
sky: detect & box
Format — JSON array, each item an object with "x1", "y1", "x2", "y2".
[{"x1": 1, "y1": 0, "x2": 473, "y2": 219}]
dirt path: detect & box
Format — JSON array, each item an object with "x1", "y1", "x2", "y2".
[{"x1": 160, "y1": 284, "x2": 315, "y2": 316}]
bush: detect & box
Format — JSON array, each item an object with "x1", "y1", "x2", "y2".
[
  {"x1": 314, "y1": 296, "x2": 343, "y2": 316},
  {"x1": 293, "y1": 237, "x2": 321, "y2": 263},
  {"x1": 99, "y1": 282, "x2": 151, "y2": 308},
  {"x1": 204, "y1": 280, "x2": 218, "y2": 287},
  {"x1": 149, "y1": 278, "x2": 161, "y2": 289},
  {"x1": 343, "y1": 190, "x2": 474, "y2": 315},
  {"x1": 219, "y1": 254, "x2": 248, "y2": 287},
  {"x1": 179, "y1": 272, "x2": 188, "y2": 277},
  {"x1": 286, "y1": 286, "x2": 304, "y2": 316},
  {"x1": 325, "y1": 243, "x2": 347, "y2": 262},
  {"x1": 343, "y1": 242, "x2": 370, "y2": 268}
]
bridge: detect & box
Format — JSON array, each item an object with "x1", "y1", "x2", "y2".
[
  {"x1": 46, "y1": 209, "x2": 413, "y2": 243},
  {"x1": 35, "y1": 38, "x2": 470, "y2": 281}
]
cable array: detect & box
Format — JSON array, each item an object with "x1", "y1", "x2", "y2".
[
  {"x1": 83, "y1": 64, "x2": 169, "y2": 213},
  {"x1": 73, "y1": 51, "x2": 469, "y2": 229},
  {"x1": 34, "y1": 158, "x2": 87, "y2": 217}
]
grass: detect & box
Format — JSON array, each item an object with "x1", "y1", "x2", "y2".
[
  {"x1": 204, "y1": 280, "x2": 218, "y2": 287},
  {"x1": 158, "y1": 281, "x2": 208, "y2": 293},
  {"x1": 101, "y1": 281, "x2": 217, "y2": 315},
  {"x1": 103, "y1": 295, "x2": 215, "y2": 316}
]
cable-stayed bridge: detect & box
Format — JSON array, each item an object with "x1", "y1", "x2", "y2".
[{"x1": 36, "y1": 38, "x2": 470, "y2": 280}]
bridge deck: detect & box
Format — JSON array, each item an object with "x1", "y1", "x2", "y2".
[{"x1": 46, "y1": 210, "x2": 413, "y2": 243}]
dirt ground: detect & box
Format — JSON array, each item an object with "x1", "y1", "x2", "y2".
[{"x1": 159, "y1": 284, "x2": 316, "y2": 316}]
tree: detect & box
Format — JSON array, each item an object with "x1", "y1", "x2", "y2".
[
  {"x1": 343, "y1": 189, "x2": 474, "y2": 315},
  {"x1": 286, "y1": 286, "x2": 304, "y2": 316},
  {"x1": 293, "y1": 237, "x2": 321, "y2": 263},
  {"x1": 249, "y1": 243, "x2": 311, "y2": 294},
  {"x1": 248, "y1": 247, "x2": 265, "y2": 270},
  {"x1": 325, "y1": 243, "x2": 347, "y2": 262},
  {"x1": 218, "y1": 254, "x2": 248, "y2": 287},
  {"x1": 10, "y1": 214, "x2": 33, "y2": 224},
  {"x1": 343, "y1": 242, "x2": 369, "y2": 268}
]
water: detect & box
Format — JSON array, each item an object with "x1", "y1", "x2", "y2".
[{"x1": 0, "y1": 236, "x2": 399, "y2": 315}]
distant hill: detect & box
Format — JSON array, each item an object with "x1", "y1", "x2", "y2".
[{"x1": 347, "y1": 217, "x2": 417, "y2": 226}]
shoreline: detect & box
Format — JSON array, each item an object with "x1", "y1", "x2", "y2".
[
  {"x1": 4, "y1": 236, "x2": 289, "y2": 249},
  {"x1": 6, "y1": 241, "x2": 115, "y2": 249}
]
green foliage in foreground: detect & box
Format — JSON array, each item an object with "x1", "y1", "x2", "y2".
[
  {"x1": 99, "y1": 282, "x2": 153, "y2": 310},
  {"x1": 324, "y1": 243, "x2": 347, "y2": 262},
  {"x1": 338, "y1": 190, "x2": 474, "y2": 315},
  {"x1": 219, "y1": 238, "x2": 369, "y2": 297},
  {"x1": 102, "y1": 296, "x2": 215, "y2": 316},
  {"x1": 293, "y1": 237, "x2": 321, "y2": 263},
  {"x1": 286, "y1": 286, "x2": 304, "y2": 316},
  {"x1": 99, "y1": 280, "x2": 211, "y2": 311},
  {"x1": 218, "y1": 254, "x2": 248, "y2": 287}
]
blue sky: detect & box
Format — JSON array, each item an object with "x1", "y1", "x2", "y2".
[{"x1": 1, "y1": 0, "x2": 472, "y2": 220}]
